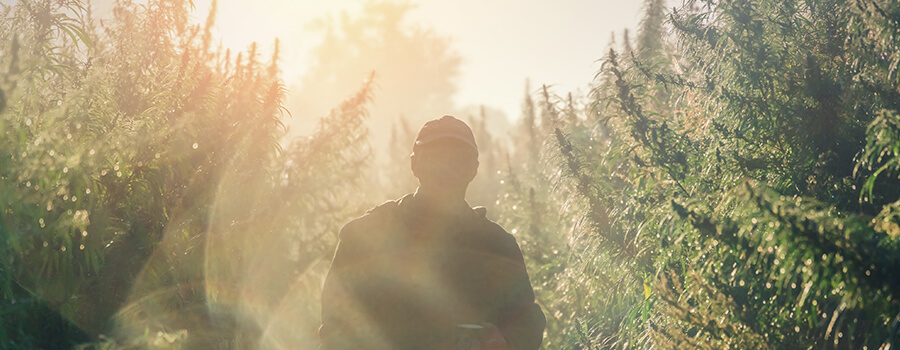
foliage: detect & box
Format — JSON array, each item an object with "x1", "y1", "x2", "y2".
[
  {"x1": 489, "y1": 0, "x2": 900, "y2": 348},
  {"x1": 5, "y1": 0, "x2": 900, "y2": 348},
  {"x1": 0, "y1": 0, "x2": 373, "y2": 348}
]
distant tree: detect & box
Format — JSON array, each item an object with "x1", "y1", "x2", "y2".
[
  {"x1": 635, "y1": 0, "x2": 666, "y2": 59},
  {"x1": 288, "y1": 0, "x2": 461, "y2": 154}
]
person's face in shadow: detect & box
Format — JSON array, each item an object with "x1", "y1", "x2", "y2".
[{"x1": 411, "y1": 138, "x2": 479, "y2": 193}]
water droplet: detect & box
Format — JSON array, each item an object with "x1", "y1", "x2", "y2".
[{"x1": 192, "y1": 143, "x2": 199, "y2": 149}]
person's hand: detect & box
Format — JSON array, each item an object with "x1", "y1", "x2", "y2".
[{"x1": 480, "y1": 323, "x2": 508, "y2": 350}]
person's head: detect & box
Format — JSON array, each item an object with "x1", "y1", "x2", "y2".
[{"x1": 410, "y1": 116, "x2": 479, "y2": 193}]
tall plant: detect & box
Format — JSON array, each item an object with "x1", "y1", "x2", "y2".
[
  {"x1": 0, "y1": 0, "x2": 375, "y2": 348},
  {"x1": 530, "y1": 0, "x2": 900, "y2": 348}
]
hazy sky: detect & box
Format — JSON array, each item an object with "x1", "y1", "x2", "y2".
[
  {"x1": 189, "y1": 0, "x2": 645, "y2": 124},
  {"x1": 7, "y1": 0, "x2": 646, "y2": 126}
]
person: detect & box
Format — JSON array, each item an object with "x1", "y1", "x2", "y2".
[{"x1": 319, "y1": 115, "x2": 546, "y2": 349}]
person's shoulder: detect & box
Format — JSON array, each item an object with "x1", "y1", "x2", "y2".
[
  {"x1": 469, "y1": 206, "x2": 519, "y2": 246},
  {"x1": 470, "y1": 206, "x2": 501, "y2": 231},
  {"x1": 338, "y1": 195, "x2": 407, "y2": 242}
]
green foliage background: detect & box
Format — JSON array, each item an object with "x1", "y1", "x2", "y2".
[{"x1": 2, "y1": 0, "x2": 900, "y2": 349}]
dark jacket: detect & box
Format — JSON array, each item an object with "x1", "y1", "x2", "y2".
[{"x1": 319, "y1": 194, "x2": 546, "y2": 350}]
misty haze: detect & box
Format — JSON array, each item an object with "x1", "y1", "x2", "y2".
[{"x1": 1, "y1": 0, "x2": 900, "y2": 349}]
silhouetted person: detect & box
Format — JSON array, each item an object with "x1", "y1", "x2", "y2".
[{"x1": 319, "y1": 116, "x2": 545, "y2": 349}]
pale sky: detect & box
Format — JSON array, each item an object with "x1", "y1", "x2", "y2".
[
  {"x1": 189, "y1": 0, "x2": 645, "y2": 124},
  {"x1": 8, "y1": 0, "x2": 646, "y2": 125}
]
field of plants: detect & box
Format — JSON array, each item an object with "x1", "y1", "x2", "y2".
[{"x1": 2, "y1": 0, "x2": 900, "y2": 348}]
